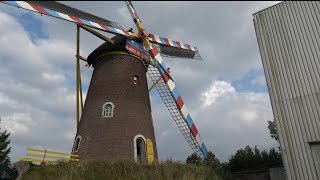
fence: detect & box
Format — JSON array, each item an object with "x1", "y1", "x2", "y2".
[{"x1": 19, "y1": 148, "x2": 79, "y2": 165}]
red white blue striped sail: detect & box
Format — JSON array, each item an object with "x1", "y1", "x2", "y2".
[
  {"x1": 149, "y1": 34, "x2": 198, "y2": 52},
  {"x1": 1, "y1": 1, "x2": 135, "y2": 38},
  {"x1": 148, "y1": 47, "x2": 208, "y2": 157},
  {"x1": 125, "y1": 0, "x2": 208, "y2": 157},
  {"x1": 1, "y1": 0, "x2": 208, "y2": 157}
]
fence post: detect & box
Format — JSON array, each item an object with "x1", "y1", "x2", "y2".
[{"x1": 40, "y1": 149, "x2": 47, "y2": 166}]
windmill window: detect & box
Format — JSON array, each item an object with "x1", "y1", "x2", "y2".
[
  {"x1": 136, "y1": 138, "x2": 146, "y2": 162},
  {"x1": 102, "y1": 102, "x2": 115, "y2": 118},
  {"x1": 133, "y1": 134, "x2": 147, "y2": 163},
  {"x1": 73, "y1": 135, "x2": 81, "y2": 152},
  {"x1": 133, "y1": 75, "x2": 139, "y2": 85}
]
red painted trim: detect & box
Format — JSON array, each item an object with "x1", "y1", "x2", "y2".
[
  {"x1": 70, "y1": 16, "x2": 83, "y2": 24},
  {"x1": 149, "y1": 34, "x2": 156, "y2": 42},
  {"x1": 30, "y1": 4, "x2": 49, "y2": 15},
  {"x1": 123, "y1": 31, "x2": 130, "y2": 36},
  {"x1": 176, "y1": 41, "x2": 182, "y2": 48},
  {"x1": 99, "y1": 24, "x2": 110, "y2": 31},
  {"x1": 190, "y1": 124, "x2": 198, "y2": 138},
  {"x1": 176, "y1": 96, "x2": 184, "y2": 110},
  {"x1": 161, "y1": 73, "x2": 170, "y2": 83},
  {"x1": 126, "y1": 43, "x2": 150, "y2": 60},
  {"x1": 149, "y1": 48, "x2": 159, "y2": 58},
  {"x1": 164, "y1": 38, "x2": 170, "y2": 45}
]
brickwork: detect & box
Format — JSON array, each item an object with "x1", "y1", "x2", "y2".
[{"x1": 72, "y1": 53, "x2": 158, "y2": 162}]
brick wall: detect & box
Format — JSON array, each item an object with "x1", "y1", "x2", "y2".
[{"x1": 73, "y1": 53, "x2": 158, "y2": 162}]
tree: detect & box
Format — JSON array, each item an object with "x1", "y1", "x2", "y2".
[
  {"x1": 186, "y1": 153, "x2": 202, "y2": 166},
  {"x1": 268, "y1": 119, "x2": 281, "y2": 150},
  {"x1": 228, "y1": 145, "x2": 256, "y2": 171},
  {"x1": 202, "y1": 151, "x2": 220, "y2": 167},
  {"x1": 0, "y1": 118, "x2": 11, "y2": 166},
  {"x1": 268, "y1": 119, "x2": 279, "y2": 141},
  {"x1": 227, "y1": 145, "x2": 283, "y2": 172},
  {"x1": 266, "y1": 148, "x2": 283, "y2": 167},
  {"x1": 202, "y1": 151, "x2": 231, "y2": 179}
]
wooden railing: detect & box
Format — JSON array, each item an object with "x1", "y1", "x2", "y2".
[{"x1": 20, "y1": 148, "x2": 79, "y2": 165}]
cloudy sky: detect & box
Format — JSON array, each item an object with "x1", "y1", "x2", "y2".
[{"x1": 0, "y1": 1, "x2": 281, "y2": 163}]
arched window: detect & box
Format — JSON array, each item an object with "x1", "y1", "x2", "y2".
[
  {"x1": 102, "y1": 102, "x2": 115, "y2": 118},
  {"x1": 133, "y1": 134, "x2": 147, "y2": 163},
  {"x1": 73, "y1": 135, "x2": 81, "y2": 152},
  {"x1": 133, "y1": 75, "x2": 139, "y2": 85},
  {"x1": 136, "y1": 138, "x2": 146, "y2": 162}
]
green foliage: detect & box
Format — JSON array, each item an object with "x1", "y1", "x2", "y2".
[
  {"x1": 186, "y1": 151, "x2": 232, "y2": 180},
  {"x1": 202, "y1": 151, "x2": 232, "y2": 180},
  {"x1": 0, "y1": 163, "x2": 19, "y2": 179},
  {"x1": 22, "y1": 160, "x2": 222, "y2": 180},
  {"x1": 186, "y1": 153, "x2": 202, "y2": 166},
  {"x1": 227, "y1": 145, "x2": 283, "y2": 172},
  {"x1": 0, "y1": 118, "x2": 11, "y2": 166},
  {"x1": 268, "y1": 119, "x2": 281, "y2": 150},
  {"x1": 267, "y1": 119, "x2": 278, "y2": 141}
]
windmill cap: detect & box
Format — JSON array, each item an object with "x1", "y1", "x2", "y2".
[{"x1": 86, "y1": 35, "x2": 130, "y2": 68}]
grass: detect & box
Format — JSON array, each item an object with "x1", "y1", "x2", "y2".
[{"x1": 22, "y1": 160, "x2": 222, "y2": 180}]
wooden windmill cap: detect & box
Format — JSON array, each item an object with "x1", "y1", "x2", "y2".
[{"x1": 87, "y1": 35, "x2": 130, "y2": 68}]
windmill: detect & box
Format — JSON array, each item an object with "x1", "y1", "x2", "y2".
[{"x1": 1, "y1": 1, "x2": 208, "y2": 163}]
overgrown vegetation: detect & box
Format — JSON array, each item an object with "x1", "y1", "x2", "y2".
[
  {"x1": 22, "y1": 160, "x2": 222, "y2": 180},
  {"x1": 0, "y1": 117, "x2": 11, "y2": 166},
  {"x1": 186, "y1": 151, "x2": 232, "y2": 180}
]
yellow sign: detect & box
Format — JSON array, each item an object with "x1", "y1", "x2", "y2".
[{"x1": 146, "y1": 139, "x2": 154, "y2": 164}]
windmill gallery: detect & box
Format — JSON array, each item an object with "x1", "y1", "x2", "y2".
[{"x1": 0, "y1": 1, "x2": 208, "y2": 163}]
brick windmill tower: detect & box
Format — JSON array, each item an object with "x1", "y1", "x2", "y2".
[
  {"x1": 72, "y1": 35, "x2": 158, "y2": 162},
  {"x1": 1, "y1": 1, "x2": 209, "y2": 163}
]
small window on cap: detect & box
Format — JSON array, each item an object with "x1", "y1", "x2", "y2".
[{"x1": 133, "y1": 75, "x2": 139, "y2": 85}]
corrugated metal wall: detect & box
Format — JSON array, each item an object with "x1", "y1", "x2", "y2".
[{"x1": 253, "y1": 1, "x2": 320, "y2": 180}]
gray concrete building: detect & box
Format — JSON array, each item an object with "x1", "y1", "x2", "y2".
[{"x1": 253, "y1": 1, "x2": 320, "y2": 180}]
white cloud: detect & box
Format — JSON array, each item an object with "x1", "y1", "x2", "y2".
[
  {"x1": 0, "y1": 9, "x2": 77, "y2": 162},
  {"x1": 1, "y1": 113, "x2": 33, "y2": 135},
  {"x1": 0, "y1": 1, "x2": 281, "y2": 163},
  {"x1": 151, "y1": 80, "x2": 275, "y2": 161},
  {"x1": 42, "y1": 72, "x2": 66, "y2": 83},
  {"x1": 201, "y1": 81, "x2": 235, "y2": 107},
  {"x1": 0, "y1": 93, "x2": 18, "y2": 107},
  {"x1": 194, "y1": 82, "x2": 274, "y2": 161}
]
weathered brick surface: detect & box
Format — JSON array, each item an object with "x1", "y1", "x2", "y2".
[{"x1": 73, "y1": 53, "x2": 158, "y2": 162}]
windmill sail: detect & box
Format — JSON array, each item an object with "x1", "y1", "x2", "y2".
[
  {"x1": 151, "y1": 43, "x2": 203, "y2": 60},
  {"x1": 146, "y1": 60, "x2": 207, "y2": 158},
  {"x1": 125, "y1": 0, "x2": 208, "y2": 158},
  {"x1": 1, "y1": 1, "x2": 136, "y2": 38},
  {"x1": 149, "y1": 34, "x2": 202, "y2": 60}
]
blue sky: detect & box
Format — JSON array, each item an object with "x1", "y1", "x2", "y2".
[
  {"x1": 0, "y1": 1, "x2": 280, "y2": 163},
  {"x1": 232, "y1": 69, "x2": 268, "y2": 93}
]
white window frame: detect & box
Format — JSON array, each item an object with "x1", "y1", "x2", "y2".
[
  {"x1": 133, "y1": 75, "x2": 139, "y2": 85},
  {"x1": 73, "y1": 135, "x2": 81, "y2": 152},
  {"x1": 133, "y1": 134, "x2": 147, "y2": 162},
  {"x1": 102, "y1": 102, "x2": 115, "y2": 118}
]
